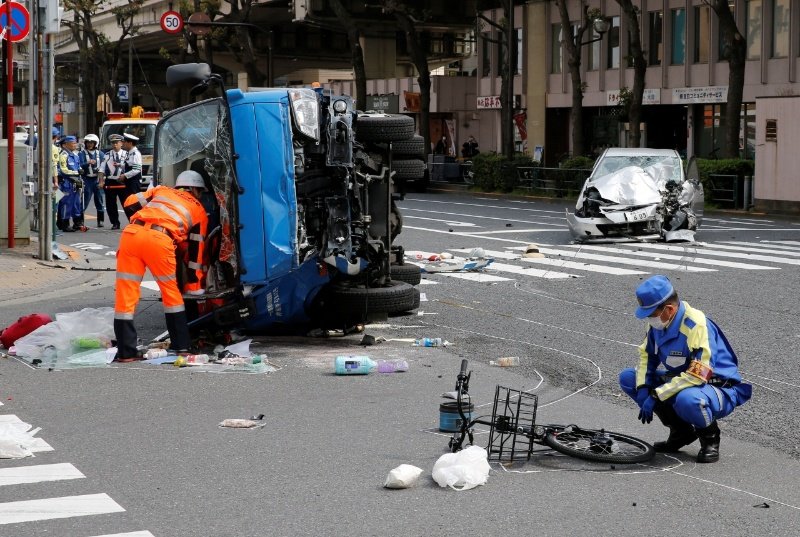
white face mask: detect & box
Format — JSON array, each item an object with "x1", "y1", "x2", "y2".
[{"x1": 646, "y1": 316, "x2": 667, "y2": 330}]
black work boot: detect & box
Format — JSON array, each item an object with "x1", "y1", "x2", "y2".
[
  {"x1": 653, "y1": 403, "x2": 697, "y2": 453},
  {"x1": 165, "y1": 311, "x2": 191, "y2": 353},
  {"x1": 696, "y1": 422, "x2": 721, "y2": 463}
]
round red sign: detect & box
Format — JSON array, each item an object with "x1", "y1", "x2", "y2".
[{"x1": 160, "y1": 11, "x2": 183, "y2": 34}]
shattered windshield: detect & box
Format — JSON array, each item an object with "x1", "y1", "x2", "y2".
[
  {"x1": 155, "y1": 98, "x2": 239, "y2": 281},
  {"x1": 594, "y1": 155, "x2": 683, "y2": 184}
]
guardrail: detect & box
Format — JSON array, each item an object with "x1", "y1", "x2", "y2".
[
  {"x1": 709, "y1": 174, "x2": 754, "y2": 209},
  {"x1": 516, "y1": 166, "x2": 591, "y2": 198}
]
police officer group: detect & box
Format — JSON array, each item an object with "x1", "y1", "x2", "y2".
[{"x1": 53, "y1": 130, "x2": 144, "y2": 232}]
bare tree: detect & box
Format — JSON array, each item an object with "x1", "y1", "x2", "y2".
[
  {"x1": 615, "y1": 0, "x2": 646, "y2": 147},
  {"x1": 62, "y1": 0, "x2": 142, "y2": 131},
  {"x1": 381, "y1": 1, "x2": 432, "y2": 157},
  {"x1": 329, "y1": 0, "x2": 368, "y2": 111},
  {"x1": 707, "y1": 0, "x2": 746, "y2": 158}
]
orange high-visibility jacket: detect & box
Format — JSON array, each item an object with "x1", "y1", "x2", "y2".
[{"x1": 123, "y1": 186, "x2": 209, "y2": 292}]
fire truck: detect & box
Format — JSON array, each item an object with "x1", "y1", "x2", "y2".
[{"x1": 99, "y1": 110, "x2": 160, "y2": 190}]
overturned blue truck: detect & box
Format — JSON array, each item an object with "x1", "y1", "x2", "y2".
[{"x1": 156, "y1": 63, "x2": 422, "y2": 333}]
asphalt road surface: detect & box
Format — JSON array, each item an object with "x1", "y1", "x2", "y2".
[{"x1": 2, "y1": 191, "x2": 800, "y2": 536}]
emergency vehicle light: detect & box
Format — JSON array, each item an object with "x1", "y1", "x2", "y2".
[
  {"x1": 143, "y1": 112, "x2": 161, "y2": 119},
  {"x1": 107, "y1": 112, "x2": 125, "y2": 120}
]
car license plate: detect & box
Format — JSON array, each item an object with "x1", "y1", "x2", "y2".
[{"x1": 626, "y1": 209, "x2": 650, "y2": 222}]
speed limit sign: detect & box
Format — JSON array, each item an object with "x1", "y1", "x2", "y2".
[{"x1": 160, "y1": 10, "x2": 183, "y2": 34}]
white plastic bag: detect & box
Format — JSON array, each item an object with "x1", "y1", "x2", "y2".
[
  {"x1": 14, "y1": 307, "x2": 115, "y2": 361},
  {"x1": 384, "y1": 464, "x2": 424, "y2": 489},
  {"x1": 0, "y1": 421, "x2": 42, "y2": 459},
  {"x1": 431, "y1": 445, "x2": 491, "y2": 491}
]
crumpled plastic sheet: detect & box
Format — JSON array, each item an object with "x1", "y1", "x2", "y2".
[
  {"x1": 13, "y1": 307, "x2": 115, "y2": 368},
  {"x1": 0, "y1": 421, "x2": 45, "y2": 459}
]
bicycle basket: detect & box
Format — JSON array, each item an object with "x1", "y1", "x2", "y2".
[{"x1": 486, "y1": 385, "x2": 538, "y2": 462}]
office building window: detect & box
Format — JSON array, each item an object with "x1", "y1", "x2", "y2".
[
  {"x1": 649, "y1": 11, "x2": 663, "y2": 66},
  {"x1": 746, "y1": 0, "x2": 762, "y2": 60},
  {"x1": 772, "y1": 0, "x2": 790, "y2": 58},
  {"x1": 482, "y1": 32, "x2": 491, "y2": 77},
  {"x1": 694, "y1": 6, "x2": 710, "y2": 63},
  {"x1": 587, "y1": 27, "x2": 601, "y2": 70},
  {"x1": 671, "y1": 9, "x2": 686, "y2": 65},
  {"x1": 551, "y1": 24, "x2": 563, "y2": 74},
  {"x1": 607, "y1": 16, "x2": 620, "y2": 68}
]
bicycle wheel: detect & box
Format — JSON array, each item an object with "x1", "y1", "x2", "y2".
[{"x1": 543, "y1": 425, "x2": 655, "y2": 464}]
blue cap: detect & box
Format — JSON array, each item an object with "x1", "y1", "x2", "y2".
[
  {"x1": 634, "y1": 275, "x2": 674, "y2": 319},
  {"x1": 52, "y1": 127, "x2": 60, "y2": 137},
  {"x1": 63, "y1": 135, "x2": 77, "y2": 143}
]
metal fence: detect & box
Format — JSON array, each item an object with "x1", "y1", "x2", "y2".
[
  {"x1": 515, "y1": 166, "x2": 591, "y2": 198},
  {"x1": 709, "y1": 174, "x2": 754, "y2": 209}
]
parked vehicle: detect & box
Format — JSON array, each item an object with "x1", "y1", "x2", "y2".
[
  {"x1": 566, "y1": 148, "x2": 703, "y2": 242},
  {"x1": 99, "y1": 112, "x2": 160, "y2": 190},
  {"x1": 155, "y1": 63, "x2": 420, "y2": 333}
]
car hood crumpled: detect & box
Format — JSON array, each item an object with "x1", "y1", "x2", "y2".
[{"x1": 587, "y1": 166, "x2": 663, "y2": 207}]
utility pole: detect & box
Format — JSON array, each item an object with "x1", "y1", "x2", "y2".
[
  {"x1": 128, "y1": 38, "x2": 133, "y2": 111},
  {"x1": 504, "y1": 0, "x2": 515, "y2": 159}
]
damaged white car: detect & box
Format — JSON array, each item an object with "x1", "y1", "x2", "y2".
[{"x1": 566, "y1": 148, "x2": 703, "y2": 242}]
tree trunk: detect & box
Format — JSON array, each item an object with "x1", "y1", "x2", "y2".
[
  {"x1": 329, "y1": 0, "x2": 367, "y2": 110},
  {"x1": 617, "y1": 0, "x2": 646, "y2": 147},
  {"x1": 394, "y1": 11, "x2": 431, "y2": 157},
  {"x1": 711, "y1": 0, "x2": 745, "y2": 158},
  {"x1": 556, "y1": 0, "x2": 589, "y2": 157}
]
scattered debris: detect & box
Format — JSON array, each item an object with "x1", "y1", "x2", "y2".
[
  {"x1": 0, "y1": 421, "x2": 45, "y2": 459},
  {"x1": 753, "y1": 502, "x2": 770, "y2": 508},
  {"x1": 384, "y1": 464, "x2": 424, "y2": 489},
  {"x1": 219, "y1": 418, "x2": 267, "y2": 429},
  {"x1": 360, "y1": 334, "x2": 386, "y2": 346},
  {"x1": 522, "y1": 244, "x2": 545, "y2": 258},
  {"x1": 489, "y1": 357, "x2": 520, "y2": 367},
  {"x1": 413, "y1": 338, "x2": 449, "y2": 347},
  {"x1": 431, "y1": 445, "x2": 491, "y2": 491}
]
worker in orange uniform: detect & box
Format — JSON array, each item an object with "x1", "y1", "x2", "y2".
[{"x1": 113, "y1": 170, "x2": 209, "y2": 362}]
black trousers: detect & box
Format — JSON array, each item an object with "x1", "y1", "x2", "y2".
[{"x1": 104, "y1": 187, "x2": 127, "y2": 226}]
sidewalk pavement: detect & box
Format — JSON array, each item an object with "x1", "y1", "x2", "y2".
[{"x1": 0, "y1": 237, "x2": 117, "y2": 304}]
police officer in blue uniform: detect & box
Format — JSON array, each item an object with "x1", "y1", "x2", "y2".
[{"x1": 619, "y1": 275, "x2": 752, "y2": 463}]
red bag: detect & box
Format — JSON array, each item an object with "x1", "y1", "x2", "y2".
[{"x1": 0, "y1": 314, "x2": 53, "y2": 349}]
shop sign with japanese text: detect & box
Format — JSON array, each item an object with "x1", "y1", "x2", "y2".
[{"x1": 672, "y1": 86, "x2": 728, "y2": 104}]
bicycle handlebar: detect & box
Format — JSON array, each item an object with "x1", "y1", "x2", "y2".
[{"x1": 460, "y1": 359, "x2": 468, "y2": 376}]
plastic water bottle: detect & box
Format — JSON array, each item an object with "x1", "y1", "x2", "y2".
[
  {"x1": 143, "y1": 348, "x2": 168, "y2": 359},
  {"x1": 184, "y1": 354, "x2": 210, "y2": 364},
  {"x1": 489, "y1": 356, "x2": 520, "y2": 367},
  {"x1": 413, "y1": 337, "x2": 444, "y2": 347},
  {"x1": 72, "y1": 337, "x2": 109, "y2": 349},
  {"x1": 334, "y1": 355, "x2": 376, "y2": 375},
  {"x1": 376, "y1": 359, "x2": 409, "y2": 373}
]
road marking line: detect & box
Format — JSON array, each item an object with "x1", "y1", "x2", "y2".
[
  {"x1": 718, "y1": 241, "x2": 800, "y2": 251},
  {"x1": 94, "y1": 531, "x2": 154, "y2": 537},
  {"x1": 527, "y1": 246, "x2": 715, "y2": 272},
  {"x1": 611, "y1": 242, "x2": 800, "y2": 266},
  {"x1": 435, "y1": 272, "x2": 512, "y2": 282},
  {"x1": 766, "y1": 240, "x2": 800, "y2": 245},
  {"x1": 401, "y1": 207, "x2": 564, "y2": 227},
  {"x1": 463, "y1": 228, "x2": 558, "y2": 234},
  {"x1": 0, "y1": 463, "x2": 84, "y2": 487},
  {"x1": 0, "y1": 493, "x2": 125, "y2": 525},
  {"x1": 487, "y1": 261, "x2": 579, "y2": 279},
  {"x1": 403, "y1": 215, "x2": 479, "y2": 227},
  {"x1": 682, "y1": 242, "x2": 800, "y2": 257},
  {"x1": 402, "y1": 198, "x2": 566, "y2": 217},
  {"x1": 418, "y1": 279, "x2": 439, "y2": 285},
  {"x1": 563, "y1": 244, "x2": 778, "y2": 270}
]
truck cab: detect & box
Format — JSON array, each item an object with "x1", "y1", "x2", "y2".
[
  {"x1": 99, "y1": 112, "x2": 160, "y2": 190},
  {"x1": 154, "y1": 63, "x2": 419, "y2": 332}
]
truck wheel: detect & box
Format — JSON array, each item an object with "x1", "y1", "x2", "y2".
[
  {"x1": 390, "y1": 263, "x2": 421, "y2": 285},
  {"x1": 389, "y1": 286, "x2": 420, "y2": 316},
  {"x1": 322, "y1": 280, "x2": 418, "y2": 316},
  {"x1": 356, "y1": 113, "x2": 415, "y2": 143},
  {"x1": 392, "y1": 159, "x2": 426, "y2": 180},
  {"x1": 391, "y1": 135, "x2": 425, "y2": 157}
]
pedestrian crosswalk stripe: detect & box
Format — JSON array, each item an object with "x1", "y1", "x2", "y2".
[
  {"x1": 564, "y1": 244, "x2": 778, "y2": 271},
  {"x1": 450, "y1": 248, "x2": 646, "y2": 276},
  {"x1": 0, "y1": 493, "x2": 125, "y2": 525},
  {"x1": 508, "y1": 246, "x2": 715, "y2": 272},
  {"x1": 0, "y1": 415, "x2": 53, "y2": 452},
  {"x1": 765, "y1": 240, "x2": 800, "y2": 246},
  {"x1": 692, "y1": 242, "x2": 800, "y2": 257},
  {"x1": 611, "y1": 242, "x2": 800, "y2": 266},
  {"x1": 402, "y1": 207, "x2": 564, "y2": 227},
  {"x1": 94, "y1": 531, "x2": 153, "y2": 537},
  {"x1": 435, "y1": 272, "x2": 513, "y2": 282},
  {"x1": 0, "y1": 463, "x2": 84, "y2": 487},
  {"x1": 487, "y1": 261, "x2": 579, "y2": 279},
  {"x1": 719, "y1": 241, "x2": 800, "y2": 252}
]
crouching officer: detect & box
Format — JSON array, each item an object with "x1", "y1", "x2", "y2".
[
  {"x1": 113, "y1": 170, "x2": 209, "y2": 362},
  {"x1": 618, "y1": 275, "x2": 752, "y2": 463}
]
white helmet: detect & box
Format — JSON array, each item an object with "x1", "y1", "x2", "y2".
[
  {"x1": 83, "y1": 134, "x2": 100, "y2": 144},
  {"x1": 175, "y1": 170, "x2": 207, "y2": 190}
]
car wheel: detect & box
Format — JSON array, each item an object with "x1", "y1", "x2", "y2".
[
  {"x1": 356, "y1": 114, "x2": 415, "y2": 143},
  {"x1": 390, "y1": 263, "x2": 421, "y2": 285}
]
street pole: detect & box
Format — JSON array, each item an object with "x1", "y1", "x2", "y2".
[
  {"x1": 37, "y1": 1, "x2": 52, "y2": 261},
  {"x1": 128, "y1": 37, "x2": 133, "y2": 111},
  {"x1": 5, "y1": 0, "x2": 16, "y2": 248},
  {"x1": 505, "y1": 0, "x2": 514, "y2": 159}
]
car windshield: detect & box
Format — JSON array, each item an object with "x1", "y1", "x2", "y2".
[
  {"x1": 595, "y1": 155, "x2": 682, "y2": 183},
  {"x1": 102, "y1": 123, "x2": 156, "y2": 155},
  {"x1": 155, "y1": 98, "x2": 239, "y2": 277}
]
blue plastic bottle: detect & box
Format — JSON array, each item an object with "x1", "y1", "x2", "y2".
[
  {"x1": 334, "y1": 355, "x2": 377, "y2": 375},
  {"x1": 413, "y1": 337, "x2": 443, "y2": 347}
]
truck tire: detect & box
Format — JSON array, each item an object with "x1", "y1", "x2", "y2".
[
  {"x1": 356, "y1": 113, "x2": 415, "y2": 143},
  {"x1": 392, "y1": 159, "x2": 426, "y2": 180},
  {"x1": 390, "y1": 263, "x2": 421, "y2": 285},
  {"x1": 321, "y1": 281, "x2": 418, "y2": 317},
  {"x1": 391, "y1": 135, "x2": 425, "y2": 157}
]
